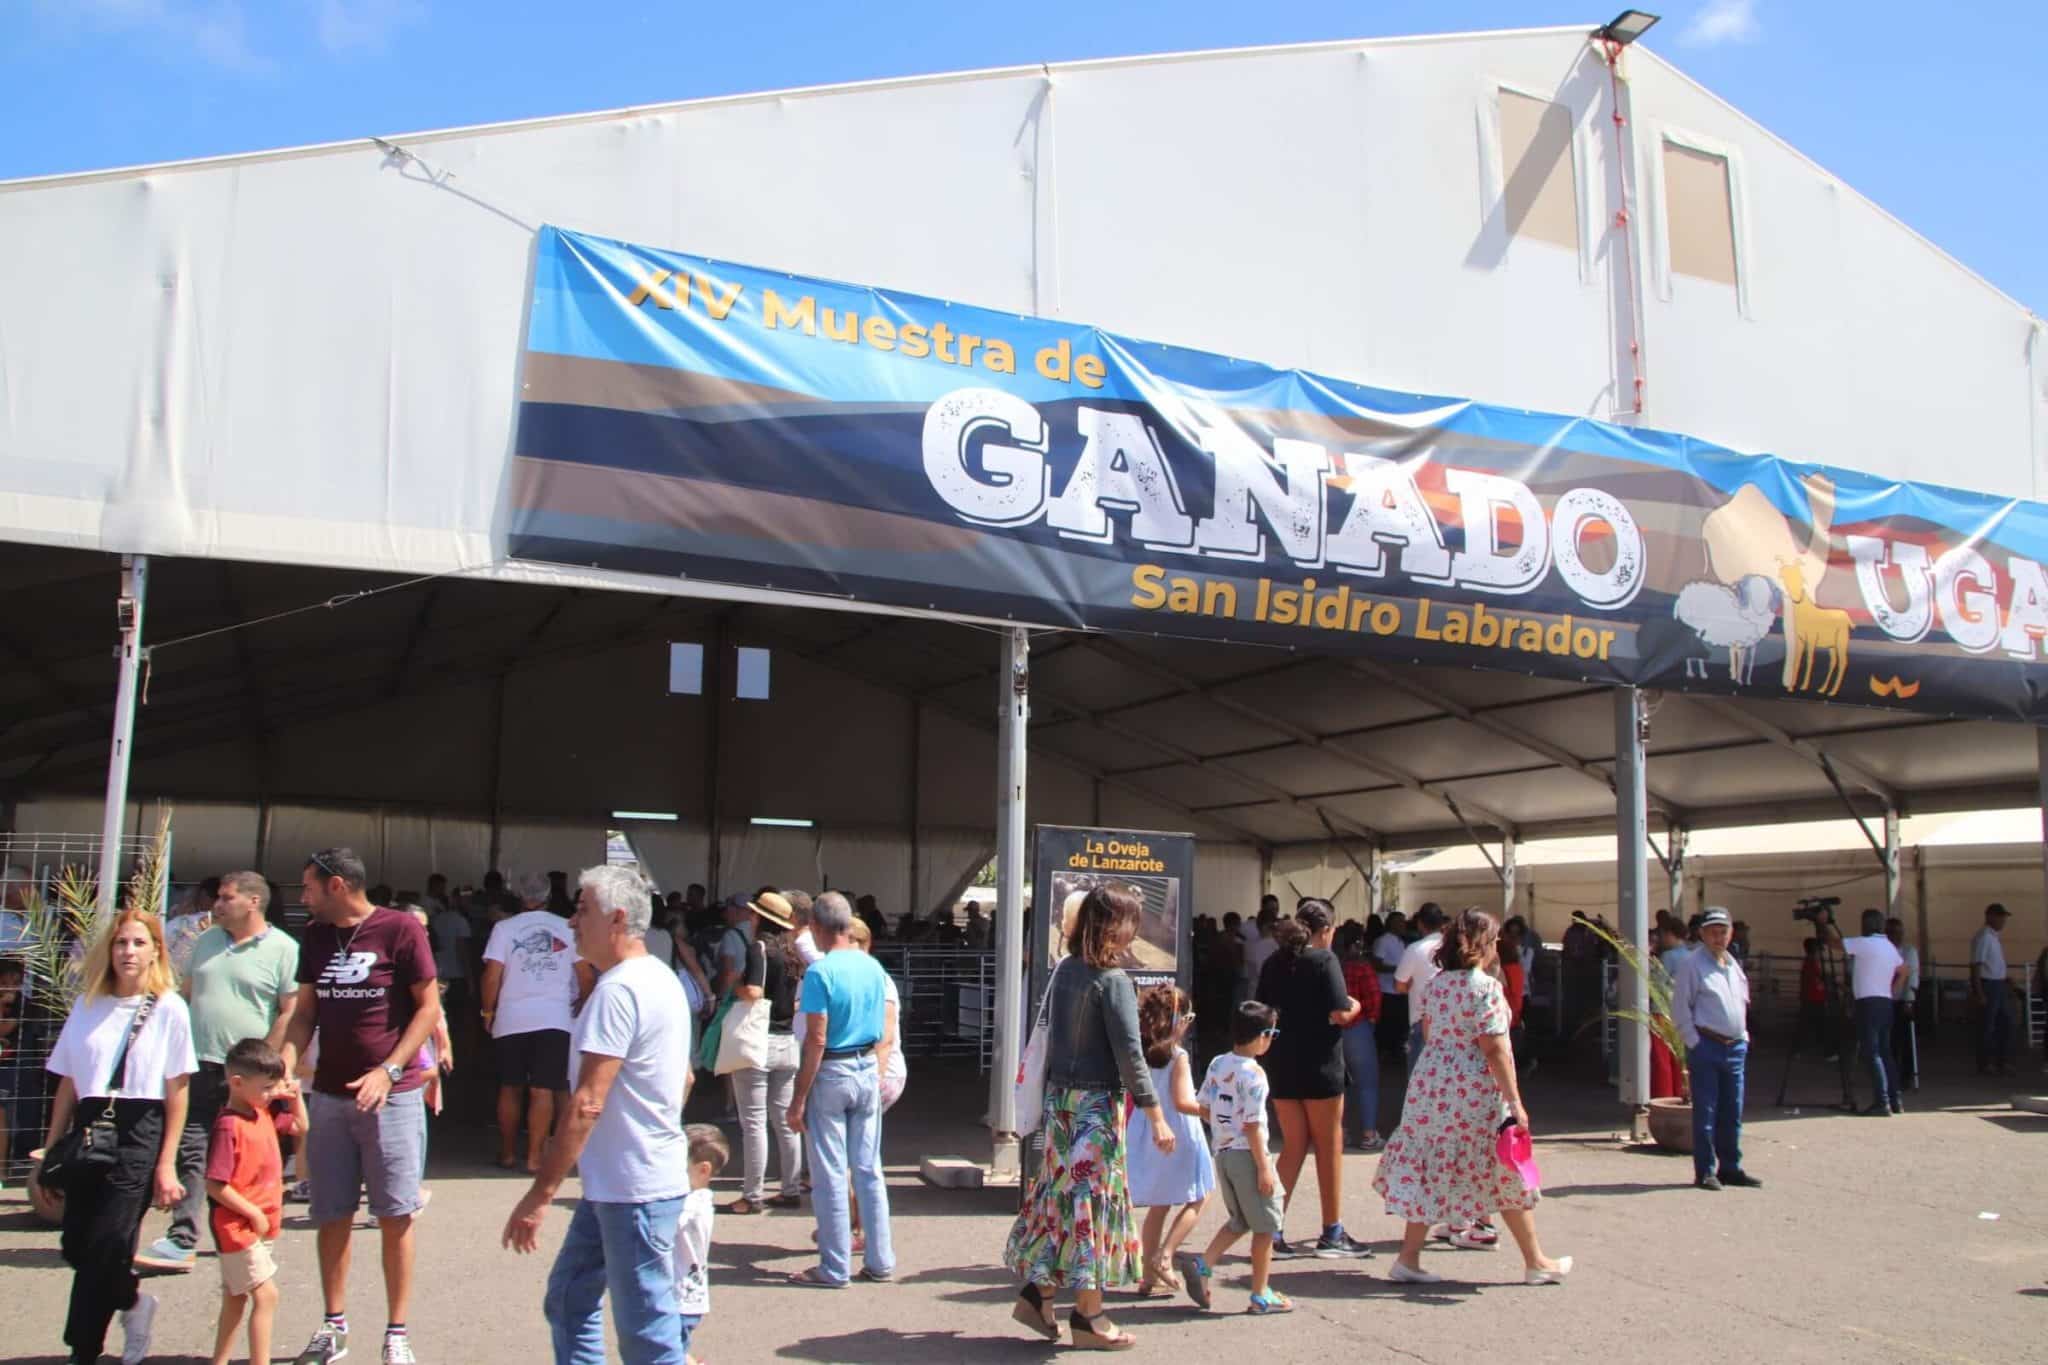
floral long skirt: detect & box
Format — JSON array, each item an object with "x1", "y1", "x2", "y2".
[{"x1": 1003, "y1": 1087, "x2": 1142, "y2": 1291}]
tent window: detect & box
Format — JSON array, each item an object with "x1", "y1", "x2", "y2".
[
  {"x1": 667, "y1": 642, "x2": 704, "y2": 695},
  {"x1": 1663, "y1": 142, "x2": 1738, "y2": 286},
  {"x1": 736, "y1": 646, "x2": 772, "y2": 700},
  {"x1": 1498, "y1": 90, "x2": 1579, "y2": 251}
]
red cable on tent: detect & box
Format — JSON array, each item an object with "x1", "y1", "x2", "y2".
[{"x1": 1602, "y1": 37, "x2": 1646, "y2": 416}]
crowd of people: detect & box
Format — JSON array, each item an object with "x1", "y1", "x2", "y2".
[
  {"x1": 1006, "y1": 890, "x2": 1571, "y2": 1349},
  {"x1": 13, "y1": 851, "x2": 904, "y2": 1364}
]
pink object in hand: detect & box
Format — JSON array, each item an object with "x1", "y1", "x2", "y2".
[{"x1": 1496, "y1": 1123, "x2": 1541, "y2": 1193}]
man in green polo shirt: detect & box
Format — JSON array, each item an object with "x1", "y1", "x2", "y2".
[{"x1": 135, "y1": 869, "x2": 300, "y2": 1270}]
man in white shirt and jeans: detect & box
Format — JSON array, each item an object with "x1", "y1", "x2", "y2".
[
  {"x1": 1393, "y1": 904, "x2": 1447, "y2": 1071},
  {"x1": 1829, "y1": 909, "x2": 1907, "y2": 1115},
  {"x1": 1969, "y1": 903, "x2": 2015, "y2": 1077},
  {"x1": 503, "y1": 866, "x2": 693, "y2": 1365}
]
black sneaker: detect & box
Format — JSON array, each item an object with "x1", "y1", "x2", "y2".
[
  {"x1": 1695, "y1": 1174, "x2": 1723, "y2": 1191},
  {"x1": 1313, "y1": 1226, "x2": 1376, "y2": 1259},
  {"x1": 1270, "y1": 1235, "x2": 1312, "y2": 1259},
  {"x1": 1719, "y1": 1170, "x2": 1763, "y2": 1189}
]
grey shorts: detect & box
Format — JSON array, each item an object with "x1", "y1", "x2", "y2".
[
  {"x1": 1215, "y1": 1147, "x2": 1284, "y2": 1236},
  {"x1": 308, "y1": 1087, "x2": 426, "y2": 1225}
]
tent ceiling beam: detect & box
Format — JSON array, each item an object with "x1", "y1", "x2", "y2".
[
  {"x1": 840, "y1": 621, "x2": 1382, "y2": 844},
  {"x1": 1337, "y1": 657, "x2": 1687, "y2": 822},
  {"x1": 387, "y1": 583, "x2": 443, "y2": 699},
  {"x1": 1078, "y1": 637, "x2": 1520, "y2": 835},
  {"x1": 731, "y1": 619, "x2": 1275, "y2": 851},
  {"x1": 215, "y1": 561, "x2": 274, "y2": 792},
  {"x1": 1687, "y1": 695, "x2": 1901, "y2": 809}
]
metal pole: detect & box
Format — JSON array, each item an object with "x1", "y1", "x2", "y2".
[
  {"x1": 990, "y1": 627, "x2": 1030, "y2": 1177},
  {"x1": 1613, "y1": 685, "x2": 1651, "y2": 1128},
  {"x1": 1666, "y1": 826, "x2": 1687, "y2": 919},
  {"x1": 1883, "y1": 807, "x2": 1903, "y2": 923},
  {"x1": 96, "y1": 555, "x2": 149, "y2": 913},
  {"x1": 2037, "y1": 727, "x2": 2048, "y2": 948},
  {"x1": 1367, "y1": 843, "x2": 1384, "y2": 921},
  {"x1": 1501, "y1": 832, "x2": 1517, "y2": 921}
]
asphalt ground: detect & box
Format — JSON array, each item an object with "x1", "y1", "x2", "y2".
[{"x1": 2, "y1": 1034, "x2": 2044, "y2": 1364}]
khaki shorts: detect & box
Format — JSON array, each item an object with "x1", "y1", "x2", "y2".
[
  {"x1": 1215, "y1": 1147, "x2": 1284, "y2": 1236},
  {"x1": 219, "y1": 1239, "x2": 278, "y2": 1296}
]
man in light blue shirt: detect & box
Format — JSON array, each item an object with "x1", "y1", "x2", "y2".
[
  {"x1": 786, "y1": 891, "x2": 894, "y2": 1287},
  {"x1": 1670, "y1": 907, "x2": 1762, "y2": 1193}
]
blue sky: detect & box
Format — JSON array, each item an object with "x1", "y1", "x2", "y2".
[{"x1": 4, "y1": 1, "x2": 2042, "y2": 314}]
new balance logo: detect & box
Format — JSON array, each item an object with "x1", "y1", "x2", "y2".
[{"x1": 318, "y1": 952, "x2": 378, "y2": 986}]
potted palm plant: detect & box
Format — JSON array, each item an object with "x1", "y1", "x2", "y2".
[
  {"x1": 1570, "y1": 912, "x2": 1691, "y2": 1151},
  {"x1": 19, "y1": 812, "x2": 174, "y2": 1225}
]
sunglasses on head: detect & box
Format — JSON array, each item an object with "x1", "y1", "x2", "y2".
[
  {"x1": 307, "y1": 851, "x2": 345, "y2": 882},
  {"x1": 1260, "y1": 1027, "x2": 1281, "y2": 1038}
]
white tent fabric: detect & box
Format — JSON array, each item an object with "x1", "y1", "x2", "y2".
[{"x1": 619, "y1": 822, "x2": 713, "y2": 898}]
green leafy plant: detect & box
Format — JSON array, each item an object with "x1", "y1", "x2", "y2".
[
  {"x1": 16, "y1": 808, "x2": 176, "y2": 1012},
  {"x1": 1571, "y1": 911, "x2": 1688, "y2": 1098}
]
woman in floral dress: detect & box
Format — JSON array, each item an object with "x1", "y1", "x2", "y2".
[
  {"x1": 1004, "y1": 887, "x2": 1176, "y2": 1350},
  {"x1": 1373, "y1": 907, "x2": 1572, "y2": 1286}
]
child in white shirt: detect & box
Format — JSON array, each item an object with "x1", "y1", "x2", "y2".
[{"x1": 675, "y1": 1124, "x2": 730, "y2": 1364}]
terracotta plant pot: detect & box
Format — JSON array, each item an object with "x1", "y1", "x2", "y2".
[{"x1": 1647, "y1": 1097, "x2": 1694, "y2": 1153}]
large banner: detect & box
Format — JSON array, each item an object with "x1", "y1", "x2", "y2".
[{"x1": 510, "y1": 226, "x2": 2048, "y2": 721}]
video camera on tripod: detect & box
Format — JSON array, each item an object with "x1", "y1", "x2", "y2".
[{"x1": 1791, "y1": 895, "x2": 1840, "y2": 925}]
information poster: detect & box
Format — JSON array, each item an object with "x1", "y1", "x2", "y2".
[{"x1": 1028, "y1": 824, "x2": 1195, "y2": 1015}]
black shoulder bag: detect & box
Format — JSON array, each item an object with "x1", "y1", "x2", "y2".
[{"x1": 40, "y1": 992, "x2": 159, "y2": 1191}]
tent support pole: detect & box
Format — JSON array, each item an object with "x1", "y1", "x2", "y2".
[
  {"x1": 1666, "y1": 826, "x2": 1687, "y2": 919},
  {"x1": 2038, "y1": 728, "x2": 2048, "y2": 947},
  {"x1": 486, "y1": 674, "x2": 505, "y2": 873},
  {"x1": 1614, "y1": 685, "x2": 1651, "y2": 1137},
  {"x1": 989, "y1": 627, "x2": 1029, "y2": 1180},
  {"x1": 1501, "y1": 832, "x2": 1516, "y2": 920},
  {"x1": 95, "y1": 555, "x2": 148, "y2": 912},
  {"x1": 1883, "y1": 808, "x2": 1902, "y2": 922},
  {"x1": 705, "y1": 620, "x2": 726, "y2": 901},
  {"x1": 907, "y1": 696, "x2": 921, "y2": 914}
]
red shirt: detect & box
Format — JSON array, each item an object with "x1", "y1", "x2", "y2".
[
  {"x1": 296, "y1": 907, "x2": 437, "y2": 1096},
  {"x1": 1800, "y1": 957, "x2": 1825, "y2": 1004},
  {"x1": 205, "y1": 1103, "x2": 292, "y2": 1251},
  {"x1": 1502, "y1": 961, "x2": 1526, "y2": 1028},
  {"x1": 1341, "y1": 958, "x2": 1382, "y2": 1026}
]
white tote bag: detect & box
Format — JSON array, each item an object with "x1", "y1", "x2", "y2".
[
  {"x1": 1013, "y1": 958, "x2": 1068, "y2": 1136},
  {"x1": 713, "y1": 996, "x2": 771, "y2": 1076}
]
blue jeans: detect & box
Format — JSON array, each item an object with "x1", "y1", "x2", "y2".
[
  {"x1": 1685, "y1": 1037, "x2": 1746, "y2": 1183},
  {"x1": 1854, "y1": 997, "x2": 1898, "y2": 1109},
  {"x1": 1341, "y1": 1025, "x2": 1380, "y2": 1140},
  {"x1": 544, "y1": 1197, "x2": 686, "y2": 1365},
  {"x1": 1978, "y1": 979, "x2": 2013, "y2": 1070},
  {"x1": 806, "y1": 1055, "x2": 894, "y2": 1284}
]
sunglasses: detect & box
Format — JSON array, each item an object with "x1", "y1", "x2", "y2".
[
  {"x1": 1260, "y1": 1027, "x2": 1282, "y2": 1038},
  {"x1": 307, "y1": 851, "x2": 343, "y2": 880},
  {"x1": 1176, "y1": 1012, "x2": 1197, "y2": 1025}
]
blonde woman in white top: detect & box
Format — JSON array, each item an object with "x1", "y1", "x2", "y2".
[{"x1": 41, "y1": 908, "x2": 198, "y2": 1364}]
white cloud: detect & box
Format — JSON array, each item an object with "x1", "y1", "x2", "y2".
[
  {"x1": 44, "y1": 0, "x2": 273, "y2": 74},
  {"x1": 314, "y1": 0, "x2": 425, "y2": 55},
  {"x1": 1683, "y1": 0, "x2": 1761, "y2": 46}
]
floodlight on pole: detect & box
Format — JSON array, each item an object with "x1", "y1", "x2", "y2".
[{"x1": 1594, "y1": 9, "x2": 1660, "y2": 44}]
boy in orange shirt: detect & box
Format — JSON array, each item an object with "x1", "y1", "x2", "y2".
[{"x1": 206, "y1": 1038, "x2": 306, "y2": 1365}]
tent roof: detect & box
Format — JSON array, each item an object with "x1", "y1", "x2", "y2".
[{"x1": 2, "y1": 544, "x2": 2032, "y2": 853}]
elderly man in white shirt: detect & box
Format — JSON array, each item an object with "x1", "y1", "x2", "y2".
[
  {"x1": 1670, "y1": 907, "x2": 1762, "y2": 1193},
  {"x1": 1969, "y1": 903, "x2": 2014, "y2": 1076}
]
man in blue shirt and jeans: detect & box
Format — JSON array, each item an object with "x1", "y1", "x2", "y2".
[
  {"x1": 785, "y1": 891, "x2": 895, "y2": 1287},
  {"x1": 1670, "y1": 907, "x2": 1763, "y2": 1193}
]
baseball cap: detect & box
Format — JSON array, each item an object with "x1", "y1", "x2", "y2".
[{"x1": 1699, "y1": 907, "x2": 1733, "y2": 928}]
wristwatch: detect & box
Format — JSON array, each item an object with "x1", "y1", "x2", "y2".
[{"x1": 382, "y1": 1063, "x2": 404, "y2": 1083}]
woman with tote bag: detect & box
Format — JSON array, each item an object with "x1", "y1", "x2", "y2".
[
  {"x1": 39, "y1": 908, "x2": 197, "y2": 1365},
  {"x1": 721, "y1": 892, "x2": 806, "y2": 1215}
]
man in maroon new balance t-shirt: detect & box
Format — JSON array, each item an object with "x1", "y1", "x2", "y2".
[{"x1": 282, "y1": 847, "x2": 440, "y2": 1365}]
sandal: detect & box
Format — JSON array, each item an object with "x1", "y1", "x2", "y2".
[
  {"x1": 1069, "y1": 1311, "x2": 1136, "y2": 1351},
  {"x1": 765, "y1": 1193, "x2": 803, "y2": 1209},
  {"x1": 722, "y1": 1198, "x2": 763, "y2": 1216},
  {"x1": 788, "y1": 1267, "x2": 847, "y2": 1288},
  {"x1": 1012, "y1": 1284, "x2": 1060, "y2": 1341}
]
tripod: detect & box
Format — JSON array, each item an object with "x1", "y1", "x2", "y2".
[{"x1": 1775, "y1": 935, "x2": 1857, "y2": 1111}]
